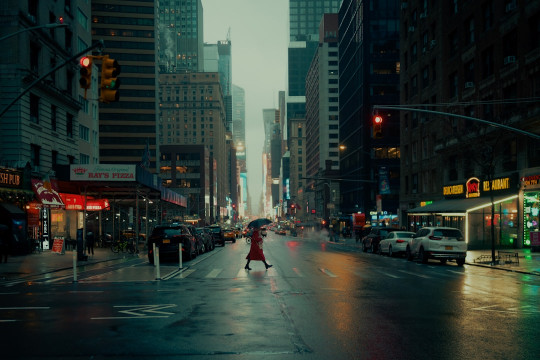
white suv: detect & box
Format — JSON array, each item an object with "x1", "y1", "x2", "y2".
[{"x1": 406, "y1": 227, "x2": 467, "y2": 266}]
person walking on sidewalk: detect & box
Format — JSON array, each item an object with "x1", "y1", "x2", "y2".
[
  {"x1": 86, "y1": 231, "x2": 95, "y2": 256},
  {"x1": 244, "y1": 227, "x2": 272, "y2": 270},
  {"x1": 0, "y1": 224, "x2": 10, "y2": 263}
]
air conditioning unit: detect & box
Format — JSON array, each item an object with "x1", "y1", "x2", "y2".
[
  {"x1": 401, "y1": 2, "x2": 408, "y2": 10},
  {"x1": 429, "y1": 40, "x2": 437, "y2": 48},
  {"x1": 419, "y1": 12, "x2": 427, "y2": 19},
  {"x1": 27, "y1": 13, "x2": 36, "y2": 24},
  {"x1": 465, "y1": 82, "x2": 475, "y2": 89},
  {"x1": 408, "y1": 26, "x2": 415, "y2": 33},
  {"x1": 422, "y1": 47, "x2": 427, "y2": 54},
  {"x1": 505, "y1": 2, "x2": 516, "y2": 12},
  {"x1": 504, "y1": 56, "x2": 516, "y2": 65}
]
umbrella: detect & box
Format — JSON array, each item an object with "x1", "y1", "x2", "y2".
[{"x1": 248, "y1": 218, "x2": 272, "y2": 229}]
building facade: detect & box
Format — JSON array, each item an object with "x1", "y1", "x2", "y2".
[
  {"x1": 338, "y1": 0, "x2": 401, "y2": 225},
  {"x1": 401, "y1": 0, "x2": 540, "y2": 249},
  {"x1": 91, "y1": 0, "x2": 158, "y2": 172},
  {"x1": 158, "y1": 72, "x2": 227, "y2": 222}
]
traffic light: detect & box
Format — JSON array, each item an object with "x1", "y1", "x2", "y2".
[
  {"x1": 79, "y1": 56, "x2": 92, "y2": 90},
  {"x1": 100, "y1": 55, "x2": 121, "y2": 103},
  {"x1": 373, "y1": 114, "x2": 383, "y2": 139}
]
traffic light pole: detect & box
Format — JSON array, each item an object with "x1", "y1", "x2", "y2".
[
  {"x1": 0, "y1": 40, "x2": 105, "y2": 119},
  {"x1": 0, "y1": 23, "x2": 67, "y2": 42},
  {"x1": 372, "y1": 104, "x2": 540, "y2": 140}
]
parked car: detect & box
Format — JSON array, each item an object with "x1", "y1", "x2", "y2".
[
  {"x1": 207, "y1": 225, "x2": 225, "y2": 246},
  {"x1": 186, "y1": 225, "x2": 206, "y2": 255},
  {"x1": 406, "y1": 227, "x2": 467, "y2": 266},
  {"x1": 362, "y1": 227, "x2": 400, "y2": 253},
  {"x1": 223, "y1": 228, "x2": 237, "y2": 243},
  {"x1": 147, "y1": 224, "x2": 197, "y2": 264},
  {"x1": 276, "y1": 227, "x2": 286, "y2": 235},
  {"x1": 378, "y1": 231, "x2": 415, "y2": 257},
  {"x1": 195, "y1": 227, "x2": 214, "y2": 252}
]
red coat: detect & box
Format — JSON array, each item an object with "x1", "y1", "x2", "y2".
[{"x1": 246, "y1": 229, "x2": 266, "y2": 261}]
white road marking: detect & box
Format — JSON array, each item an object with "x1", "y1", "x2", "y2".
[
  {"x1": 397, "y1": 270, "x2": 432, "y2": 279},
  {"x1": 376, "y1": 270, "x2": 400, "y2": 279},
  {"x1": 0, "y1": 307, "x2": 50, "y2": 310},
  {"x1": 319, "y1": 268, "x2": 337, "y2": 277},
  {"x1": 205, "y1": 268, "x2": 223, "y2": 278},
  {"x1": 292, "y1": 267, "x2": 304, "y2": 277},
  {"x1": 176, "y1": 269, "x2": 195, "y2": 278},
  {"x1": 91, "y1": 304, "x2": 176, "y2": 320}
]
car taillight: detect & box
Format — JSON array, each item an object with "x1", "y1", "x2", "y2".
[
  {"x1": 429, "y1": 236, "x2": 442, "y2": 240},
  {"x1": 396, "y1": 239, "x2": 405, "y2": 243}
]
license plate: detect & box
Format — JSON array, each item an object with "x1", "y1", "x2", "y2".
[
  {"x1": 163, "y1": 239, "x2": 170, "y2": 244},
  {"x1": 445, "y1": 246, "x2": 452, "y2": 250}
]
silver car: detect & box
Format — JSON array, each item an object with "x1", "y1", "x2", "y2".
[
  {"x1": 378, "y1": 231, "x2": 415, "y2": 257},
  {"x1": 406, "y1": 227, "x2": 467, "y2": 266}
]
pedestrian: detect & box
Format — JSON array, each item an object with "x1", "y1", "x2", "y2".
[
  {"x1": 86, "y1": 231, "x2": 95, "y2": 256},
  {"x1": 0, "y1": 224, "x2": 10, "y2": 263},
  {"x1": 244, "y1": 227, "x2": 272, "y2": 270}
]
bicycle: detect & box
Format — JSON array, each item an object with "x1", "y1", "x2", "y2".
[{"x1": 111, "y1": 238, "x2": 136, "y2": 254}]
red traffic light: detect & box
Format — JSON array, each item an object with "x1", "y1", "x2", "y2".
[
  {"x1": 373, "y1": 115, "x2": 383, "y2": 139},
  {"x1": 291, "y1": 204, "x2": 295, "y2": 209},
  {"x1": 80, "y1": 56, "x2": 91, "y2": 67},
  {"x1": 373, "y1": 115, "x2": 383, "y2": 124}
]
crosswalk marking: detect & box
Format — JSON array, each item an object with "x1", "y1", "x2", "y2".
[{"x1": 205, "y1": 269, "x2": 223, "y2": 278}]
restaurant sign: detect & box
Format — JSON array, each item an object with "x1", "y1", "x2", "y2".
[
  {"x1": 443, "y1": 174, "x2": 516, "y2": 199},
  {"x1": 0, "y1": 168, "x2": 22, "y2": 189},
  {"x1": 70, "y1": 164, "x2": 136, "y2": 181}
]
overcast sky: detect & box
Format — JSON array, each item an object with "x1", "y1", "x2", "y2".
[{"x1": 202, "y1": 0, "x2": 289, "y2": 215}]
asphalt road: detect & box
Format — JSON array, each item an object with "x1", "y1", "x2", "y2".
[{"x1": 1, "y1": 232, "x2": 539, "y2": 360}]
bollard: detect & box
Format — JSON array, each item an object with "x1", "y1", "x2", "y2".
[
  {"x1": 153, "y1": 243, "x2": 157, "y2": 267},
  {"x1": 72, "y1": 247, "x2": 77, "y2": 282},
  {"x1": 179, "y1": 243, "x2": 183, "y2": 269},
  {"x1": 155, "y1": 245, "x2": 161, "y2": 280}
]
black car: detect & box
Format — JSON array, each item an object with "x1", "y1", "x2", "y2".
[
  {"x1": 147, "y1": 224, "x2": 197, "y2": 264},
  {"x1": 206, "y1": 225, "x2": 225, "y2": 246},
  {"x1": 362, "y1": 227, "x2": 400, "y2": 253}
]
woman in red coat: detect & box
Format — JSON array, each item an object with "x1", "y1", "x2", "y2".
[{"x1": 245, "y1": 227, "x2": 272, "y2": 270}]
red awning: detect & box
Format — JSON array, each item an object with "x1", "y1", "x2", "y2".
[{"x1": 31, "y1": 179, "x2": 64, "y2": 208}]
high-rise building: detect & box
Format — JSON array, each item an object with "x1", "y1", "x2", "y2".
[
  {"x1": 158, "y1": 0, "x2": 204, "y2": 73},
  {"x1": 91, "y1": 0, "x2": 158, "y2": 171},
  {"x1": 158, "y1": 72, "x2": 228, "y2": 221},
  {"x1": 305, "y1": 13, "x2": 340, "y2": 217},
  {"x1": 232, "y1": 85, "x2": 247, "y2": 216},
  {"x1": 286, "y1": 0, "x2": 342, "y2": 202},
  {"x1": 338, "y1": 0, "x2": 401, "y2": 220}
]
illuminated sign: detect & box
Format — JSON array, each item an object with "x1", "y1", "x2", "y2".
[
  {"x1": 521, "y1": 174, "x2": 540, "y2": 186},
  {"x1": 466, "y1": 177, "x2": 480, "y2": 198},
  {"x1": 0, "y1": 169, "x2": 22, "y2": 188},
  {"x1": 443, "y1": 175, "x2": 514, "y2": 199}
]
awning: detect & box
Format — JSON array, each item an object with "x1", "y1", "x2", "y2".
[
  {"x1": 408, "y1": 194, "x2": 518, "y2": 215},
  {"x1": 31, "y1": 179, "x2": 64, "y2": 208}
]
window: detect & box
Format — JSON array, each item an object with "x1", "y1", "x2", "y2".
[
  {"x1": 80, "y1": 153, "x2": 90, "y2": 164},
  {"x1": 52, "y1": 150, "x2": 58, "y2": 168},
  {"x1": 79, "y1": 125, "x2": 89, "y2": 141},
  {"x1": 448, "y1": 72, "x2": 458, "y2": 98},
  {"x1": 483, "y1": 1, "x2": 493, "y2": 32},
  {"x1": 31, "y1": 144, "x2": 40, "y2": 166},
  {"x1": 30, "y1": 94, "x2": 39, "y2": 123},
  {"x1": 464, "y1": 60, "x2": 474, "y2": 83},
  {"x1": 467, "y1": 17, "x2": 475, "y2": 44},
  {"x1": 67, "y1": 113, "x2": 74, "y2": 138},
  {"x1": 482, "y1": 46, "x2": 494, "y2": 79}
]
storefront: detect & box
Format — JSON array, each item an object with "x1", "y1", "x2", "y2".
[
  {"x1": 0, "y1": 167, "x2": 34, "y2": 253},
  {"x1": 408, "y1": 173, "x2": 519, "y2": 250},
  {"x1": 521, "y1": 172, "x2": 540, "y2": 250}
]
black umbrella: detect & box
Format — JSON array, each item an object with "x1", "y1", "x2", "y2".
[{"x1": 248, "y1": 218, "x2": 272, "y2": 229}]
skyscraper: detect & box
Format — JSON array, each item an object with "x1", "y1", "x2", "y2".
[
  {"x1": 158, "y1": 0, "x2": 204, "y2": 73},
  {"x1": 91, "y1": 0, "x2": 158, "y2": 171},
  {"x1": 286, "y1": 0, "x2": 342, "y2": 201}
]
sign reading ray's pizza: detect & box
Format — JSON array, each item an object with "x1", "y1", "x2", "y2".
[{"x1": 70, "y1": 164, "x2": 136, "y2": 181}]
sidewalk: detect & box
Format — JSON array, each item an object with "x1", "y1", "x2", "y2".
[
  {"x1": 328, "y1": 235, "x2": 540, "y2": 276},
  {"x1": 0, "y1": 246, "x2": 142, "y2": 281}
]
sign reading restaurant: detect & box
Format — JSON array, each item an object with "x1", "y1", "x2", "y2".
[
  {"x1": 443, "y1": 173, "x2": 517, "y2": 199},
  {"x1": 70, "y1": 164, "x2": 136, "y2": 181}
]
